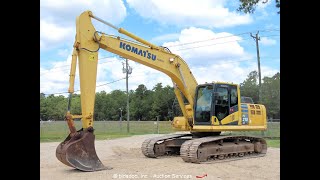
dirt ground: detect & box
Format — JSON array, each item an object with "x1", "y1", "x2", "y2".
[{"x1": 40, "y1": 134, "x2": 280, "y2": 180}]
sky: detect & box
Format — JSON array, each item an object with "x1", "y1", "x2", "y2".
[{"x1": 40, "y1": 0, "x2": 280, "y2": 96}]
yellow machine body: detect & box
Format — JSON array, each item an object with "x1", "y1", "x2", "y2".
[
  {"x1": 56, "y1": 10, "x2": 267, "y2": 171},
  {"x1": 172, "y1": 82, "x2": 267, "y2": 132}
]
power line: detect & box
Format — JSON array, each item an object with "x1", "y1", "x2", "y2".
[
  {"x1": 174, "y1": 34, "x2": 279, "y2": 51},
  {"x1": 40, "y1": 57, "x2": 122, "y2": 75},
  {"x1": 175, "y1": 37, "x2": 252, "y2": 51},
  {"x1": 202, "y1": 56, "x2": 280, "y2": 65},
  {"x1": 96, "y1": 77, "x2": 126, "y2": 87},
  {"x1": 41, "y1": 33, "x2": 279, "y2": 93},
  {"x1": 41, "y1": 55, "x2": 120, "y2": 72},
  {"x1": 259, "y1": 28, "x2": 280, "y2": 32},
  {"x1": 43, "y1": 77, "x2": 127, "y2": 95},
  {"x1": 40, "y1": 55, "x2": 120, "y2": 72},
  {"x1": 259, "y1": 34, "x2": 280, "y2": 38},
  {"x1": 214, "y1": 58, "x2": 259, "y2": 65},
  {"x1": 123, "y1": 56, "x2": 280, "y2": 78},
  {"x1": 165, "y1": 29, "x2": 279, "y2": 48},
  {"x1": 41, "y1": 30, "x2": 279, "y2": 73},
  {"x1": 42, "y1": 53, "x2": 280, "y2": 95},
  {"x1": 107, "y1": 56, "x2": 280, "y2": 78},
  {"x1": 44, "y1": 55, "x2": 116, "y2": 70},
  {"x1": 166, "y1": 32, "x2": 251, "y2": 47}
]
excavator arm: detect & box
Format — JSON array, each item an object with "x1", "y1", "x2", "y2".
[
  {"x1": 56, "y1": 10, "x2": 198, "y2": 171},
  {"x1": 74, "y1": 11, "x2": 198, "y2": 129}
]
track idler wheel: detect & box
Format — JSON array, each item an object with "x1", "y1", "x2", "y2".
[
  {"x1": 254, "y1": 141, "x2": 263, "y2": 153},
  {"x1": 56, "y1": 127, "x2": 107, "y2": 171}
]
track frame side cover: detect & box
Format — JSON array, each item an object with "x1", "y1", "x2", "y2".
[{"x1": 180, "y1": 135, "x2": 267, "y2": 163}]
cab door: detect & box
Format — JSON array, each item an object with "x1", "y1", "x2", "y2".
[
  {"x1": 213, "y1": 84, "x2": 239, "y2": 125},
  {"x1": 193, "y1": 85, "x2": 214, "y2": 125}
]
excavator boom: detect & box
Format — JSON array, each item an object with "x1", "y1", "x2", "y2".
[{"x1": 56, "y1": 10, "x2": 198, "y2": 171}]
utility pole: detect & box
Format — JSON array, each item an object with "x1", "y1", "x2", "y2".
[
  {"x1": 250, "y1": 31, "x2": 262, "y2": 103},
  {"x1": 156, "y1": 115, "x2": 160, "y2": 134},
  {"x1": 122, "y1": 58, "x2": 132, "y2": 133},
  {"x1": 119, "y1": 108, "x2": 122, "y2": 131}
]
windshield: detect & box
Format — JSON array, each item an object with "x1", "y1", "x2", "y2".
[
  {"x1": 194, "y1": 86, "x2": 213, "y2": 123},
  {"x1": 241, "y1": 96, "x2": 253, "y2": 104}
]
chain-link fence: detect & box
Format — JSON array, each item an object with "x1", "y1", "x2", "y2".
[
  {"x1": 40, "y1": 120, "x2": 280, "y2": 142},
  {"x1": 223, "y1": 122, "x2": 280, "y2": 138},
  {"x1": 267, "y1": 119, "x2": 280, "y2": 122}
]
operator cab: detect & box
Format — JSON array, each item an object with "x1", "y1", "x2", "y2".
[{"x1": 193, "y1": 83, "x2": 239, "y2": 125}]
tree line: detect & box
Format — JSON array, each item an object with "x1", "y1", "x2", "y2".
[
  {"x1": 40, "y1": 71, "x2": 280, "y2": 121},
  {"x1": 240, "y1": 71, "x2": 280, "y2": 119}
]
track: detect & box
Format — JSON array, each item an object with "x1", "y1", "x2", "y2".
[
  {"x1": 141, "y1": 133, "x2": 192, "y2": 158},
  {"x1": 142, "y1": 134, "x2": 267, "y2": 163},
  {"x1": 180, "y1": 135, "x2": 267, "y2": 163}
]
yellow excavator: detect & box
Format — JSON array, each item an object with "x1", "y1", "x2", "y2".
[{"x1": 56, "y1": 10, "x2": 267, "y2": 172}]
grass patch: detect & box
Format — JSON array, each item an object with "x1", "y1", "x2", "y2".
[
  {"x1": 40, "y1": 121, "x2": 280, "y2": 143},
  {"x1": 95, "y1": 134, "x2": 133, "y2": 140},
  {"x1": 266, "y1": 139, "x2": 280, "y2": 148},
  {"x1": 40, "y1": 134, "x2": 135, "y2": 142},
  {"x1": 40, "y1": 136, "x2": 66, "y2": 142},
  {"x1": 40, "y1": 121, "x2": 176, "y2": 142}
]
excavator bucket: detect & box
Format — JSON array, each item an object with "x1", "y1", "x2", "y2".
[{"x1": 56, "y1": 128, "x2": 106, "y2": 171}]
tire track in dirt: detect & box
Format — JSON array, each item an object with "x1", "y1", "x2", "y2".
[{"x1": 41, "y1": 134, "x2": 280, "y2": 180}]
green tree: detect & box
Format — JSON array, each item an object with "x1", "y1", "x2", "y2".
[
  {"x1": 240, "y1": 71, "x2": 259, "y2": 103},
  {"x1": 237, "y1": 0, "x2": 280, "y2": 14},
  {"x1": 162, "y1": 85, "x2": 176, "y2": 120},
  {"x1": 150, "y1": 83, "x2": 175, "y2": 121},
  {"x1": 44, "y1": 94, "x2": 67, "y2": 120},
  {"x1": 170, "y1": 97, "x2": 183, "y2": 118},
  {"x1": 40, "y1": 82, "x2": 180, "y2": 122},
  {"x1": 130, "y1": 84, "x2": 153, "y2": 121},
  {"x1": 94, "y1": 91, "x2": 108, "y2": 121},
  {"x1": 240, "y1": 71, "x2": 280, "y2": 119},
  {"x1": 40, "y1": 93, "x2": 48, "y2": 120},
  {"x1": 40, "y1": 93, "x2": 81, "y2": 121},
  {"x1": 261, "y1": 72, "x2": 280, "y2": 119},
  {"x1": 108, "y1": 90, "x2": 127, "y2": 120}
]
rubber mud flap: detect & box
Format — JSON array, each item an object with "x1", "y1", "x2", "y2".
[{"x1": 56, "y1": 129, "x2": 108, "y2": 171}]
